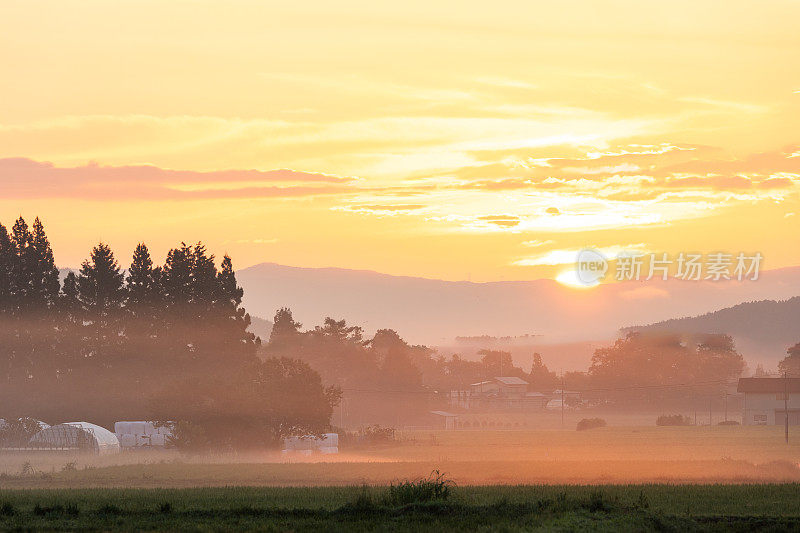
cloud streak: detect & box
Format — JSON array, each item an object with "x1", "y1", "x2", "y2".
[{"x1": 0, "y1": 158, "x2": 360, "y2": 200}]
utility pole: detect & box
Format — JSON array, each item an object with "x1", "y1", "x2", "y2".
[
  {"x1": 709, "y1": 399, "x2": 712, "y2": 426},
  {"x1": 724, "y1": 392, "x2": 728, "y2": 423},
  {"x1": 560, "y1": 375, "x2": 565, "y2": 430},
  {"x1": 785, "y1": 371, "x2": 789, "y2": 444}
]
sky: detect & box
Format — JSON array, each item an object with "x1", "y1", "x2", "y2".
[{"x1": 1, "y1": 0, "x2": 799, "y2": 282}]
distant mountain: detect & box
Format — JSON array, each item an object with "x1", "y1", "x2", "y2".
[
  {"x1": 57, "y1": 264, "x2": 800, "y2": 371},
  {"x1": 235, "y1": 262, "x2": 800, "y2": 363},
  {"x1": 626, "y1": 297, "x2": 800, "y2": 368},
  {"x1": 248, "y1": 315, "x2": 273, "y2": 342}
]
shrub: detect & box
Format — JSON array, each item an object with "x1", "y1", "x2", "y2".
[
  {"x1": 656, "y1": 414, "x2": 692, "y2": 426},
  {"x1": 386, "y1": 470, "x2": 453, "y2": 505},
  {"x1": 0, "y1": 502, "x2": 16, "y2": 516},
  {"x1": 576, "y1": 418, "x2": 606, "y2": 431},
  {"x1": 20, "y1": 462, "x2": 35, "y2": 476},
  {"x1": 164, "y1": 421, "x2": 210, "y2": 451},
  {"x1": 361, "y1": 425, "x2": 395, "y2": 444},
  {"x1": 97, "y1": 504, "x2": 122, "y2": 515},
  {"x1": 0, "y1": 418, "x2": 43, "y2": 448},
  {"x1": 33, "y1": 503, "x2": 79, "y2": 517}
]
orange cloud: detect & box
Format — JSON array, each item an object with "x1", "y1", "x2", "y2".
[{"x1": 0, "y1": 158, "x2": 359, "y2": 200}]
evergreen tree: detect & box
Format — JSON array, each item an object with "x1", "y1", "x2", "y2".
[
  {"x1": 77, "y1": 243, "x2": 125, "y2": 363},
  {"x1": 29, "y1": 217, "x2": 61, "y2": 311},
  {"x1": 125, "y1": 243, "x2": 162, "y2": 337},
  {"x1": 56, "y1": 271, "x2": 82, "y2": 377},
  {"x1": 126, "y1": 243, "x2": 158, "y2": 307},
  {"x1": 10, "y1": 217, "x2": 33, "y2": 314},
  {"x1": 0, "y1": 224, "x2": 13, "y2": 315},
  {"x1": 0, "y1": 223, "x2": 14, "y2": 384},
  {"x1": 0, "y1": 224, "x2": 339, "y2": 446},
  {"x1": 161, "y1": 243, "x2": 194, "y2": 308},
  {"x1": 192, "y1": 244, "x2": 218, "y2": 307},
  {"x1": 60, "y1": 272, "x2": 81, "y2": 326},
  {"x1": 214, "y1": 253, "x2": 259, "y2": 362},
  {"x1": 269, "y1": 307, "x2": 302, "y2": 351},
  {"x1": 528, "y1": 352, "x2": 559, "y2": 391}
]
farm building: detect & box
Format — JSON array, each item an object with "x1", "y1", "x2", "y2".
[
  {"x1": 114, "y1": 421, "x2": 171, "y2": 448},
  {"x1": 465, "y1": 377, "x2": 547, "y2": 410},
  {"x1": 28, "y1": 422, "x2": 120, "y2": 454},
  {"x1": 738, "y1": 377, "x2": 800, "y2": 425},
  {"x1": 430, "y1": 410, "x2": 459, "y2": 430}
]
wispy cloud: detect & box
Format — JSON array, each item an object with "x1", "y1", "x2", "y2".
[
  {"x1": 0, "y1": 158, "x2": 361, "y2": 200},
  {"x1": 512, "y1": 244, "x2": 648, "y2": 266}
]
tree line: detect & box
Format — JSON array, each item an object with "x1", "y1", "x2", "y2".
[
  {"x1": 0, "y1": 217, "x2": 339, "y2": 449},
  {"x1": 0, "y1": 216, "x2": 770, "y2": 445},
  {"x1": 264, "y1": 307, "x2": 748, "y2": 418}
]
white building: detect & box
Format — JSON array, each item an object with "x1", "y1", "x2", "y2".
[
  {"x1": 738, "y1": 377, "x2": 800, "y2": 426},
  {"x1": 29, "y1": 422, "x2": 120, "y2": 454},
  {"x1": 114, "y1": 421, "x2": 172, "y2": 448}
]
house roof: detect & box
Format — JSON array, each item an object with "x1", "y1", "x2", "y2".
[
  {"x1": 737, "y1": 377, "x2": 800, "y2": 393},
  {"x1": 495, "y1": 376, "x2": 529, "y2": 385},
  {"x1": 430, "y1": 411, "x2": 458, "y2": 417},
  {"x1": 469, "y1": 380, "x2": 494, "y2": 387}
]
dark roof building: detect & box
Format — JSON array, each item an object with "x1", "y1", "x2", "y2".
[
  {"x1": 737, "y1": 377, "x2": 800, "y2": 393},
  {"x1": 737, "y1": 378, "x2": 800, "y2": 426}
]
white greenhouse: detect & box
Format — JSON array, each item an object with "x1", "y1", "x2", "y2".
[
  {"x1": 28, "y1": 422, "x2": 120, "y2": 454},
  {"x1": 114, "y1": 421, "x2": 172, "y2": 448}
]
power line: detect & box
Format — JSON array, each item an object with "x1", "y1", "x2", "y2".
[{"x1": 339, "y1": 377, "x2": 739, "y2": 396}]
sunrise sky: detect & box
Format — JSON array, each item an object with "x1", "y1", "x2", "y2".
[{"x1": 1, "y1": 0, "x2": 799, "y2": 282}]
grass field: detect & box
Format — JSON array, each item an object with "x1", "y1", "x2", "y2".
[
  {"x1": 0, "y1": 427, "x2": 798, "y2": 530},
  {"x1": 0, "y1": 484, "x2": 798, "y2": 531},
  {"x1": 2, "y1": 426, "x2": 797, "y2": 487}
]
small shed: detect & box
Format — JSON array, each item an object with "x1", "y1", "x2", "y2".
[
  {"x1": 29, "y1": 422, "x2": 120, "y2": 454},
  {"x1": 114, "y1": 421, "x2": 172, "y2": 447}
]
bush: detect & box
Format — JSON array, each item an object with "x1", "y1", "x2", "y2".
[
  {"x1": 163, "y1": 421, "x2": 210, "y2": 452},
  {"x1": 656, "y1": 414, "x2": 692, "y2": 426},
  {"x1": 386, "y1": 470, "x2": 453, "y2": 505},
  {"x1": 361, "y1": 425, "x2": 395, "y2": 444},
  {"x1": 0, "y1": 418, "x2": 44, "y2": 448},
  {"x1": 576, "y1": 418, "x2": 606, "y2": 431}
]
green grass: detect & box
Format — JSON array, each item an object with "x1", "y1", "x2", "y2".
[{"x1": 0, "y1": 484, "x2": 798, "y2": 531}]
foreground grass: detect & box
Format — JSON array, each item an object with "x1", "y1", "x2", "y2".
[
  {"x1": 1, "y1": 458, "x2": 798, "y2": 489},
  {"x1": 0, "y1": 484, "x2": 798, "y2": 531}
]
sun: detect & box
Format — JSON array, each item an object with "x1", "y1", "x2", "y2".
[{"x1": 555, "y1": 269, "x2": 599, "y2": 289}]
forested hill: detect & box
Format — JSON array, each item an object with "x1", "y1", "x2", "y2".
[
  {"x1": 626, "y1": 297, "x2": 800, "y2": 367},
  {"x1": 235, "y1": 262, "x2": 800, "y2": 346}
]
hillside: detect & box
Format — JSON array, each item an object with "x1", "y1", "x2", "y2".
[
  {"x1": 236, "y1": 262, "x2": 800, "y2": 365},
  {"x1": 627, "y1": 297, "x2": 800, "y2": 368}
]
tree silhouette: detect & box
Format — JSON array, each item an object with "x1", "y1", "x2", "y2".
[
  {"x1": 778, "y1": 343, "x2": 800, "y2": 376},
  {"x1": 0, "y1": 218, "x2": 337, "y2": 448}
]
